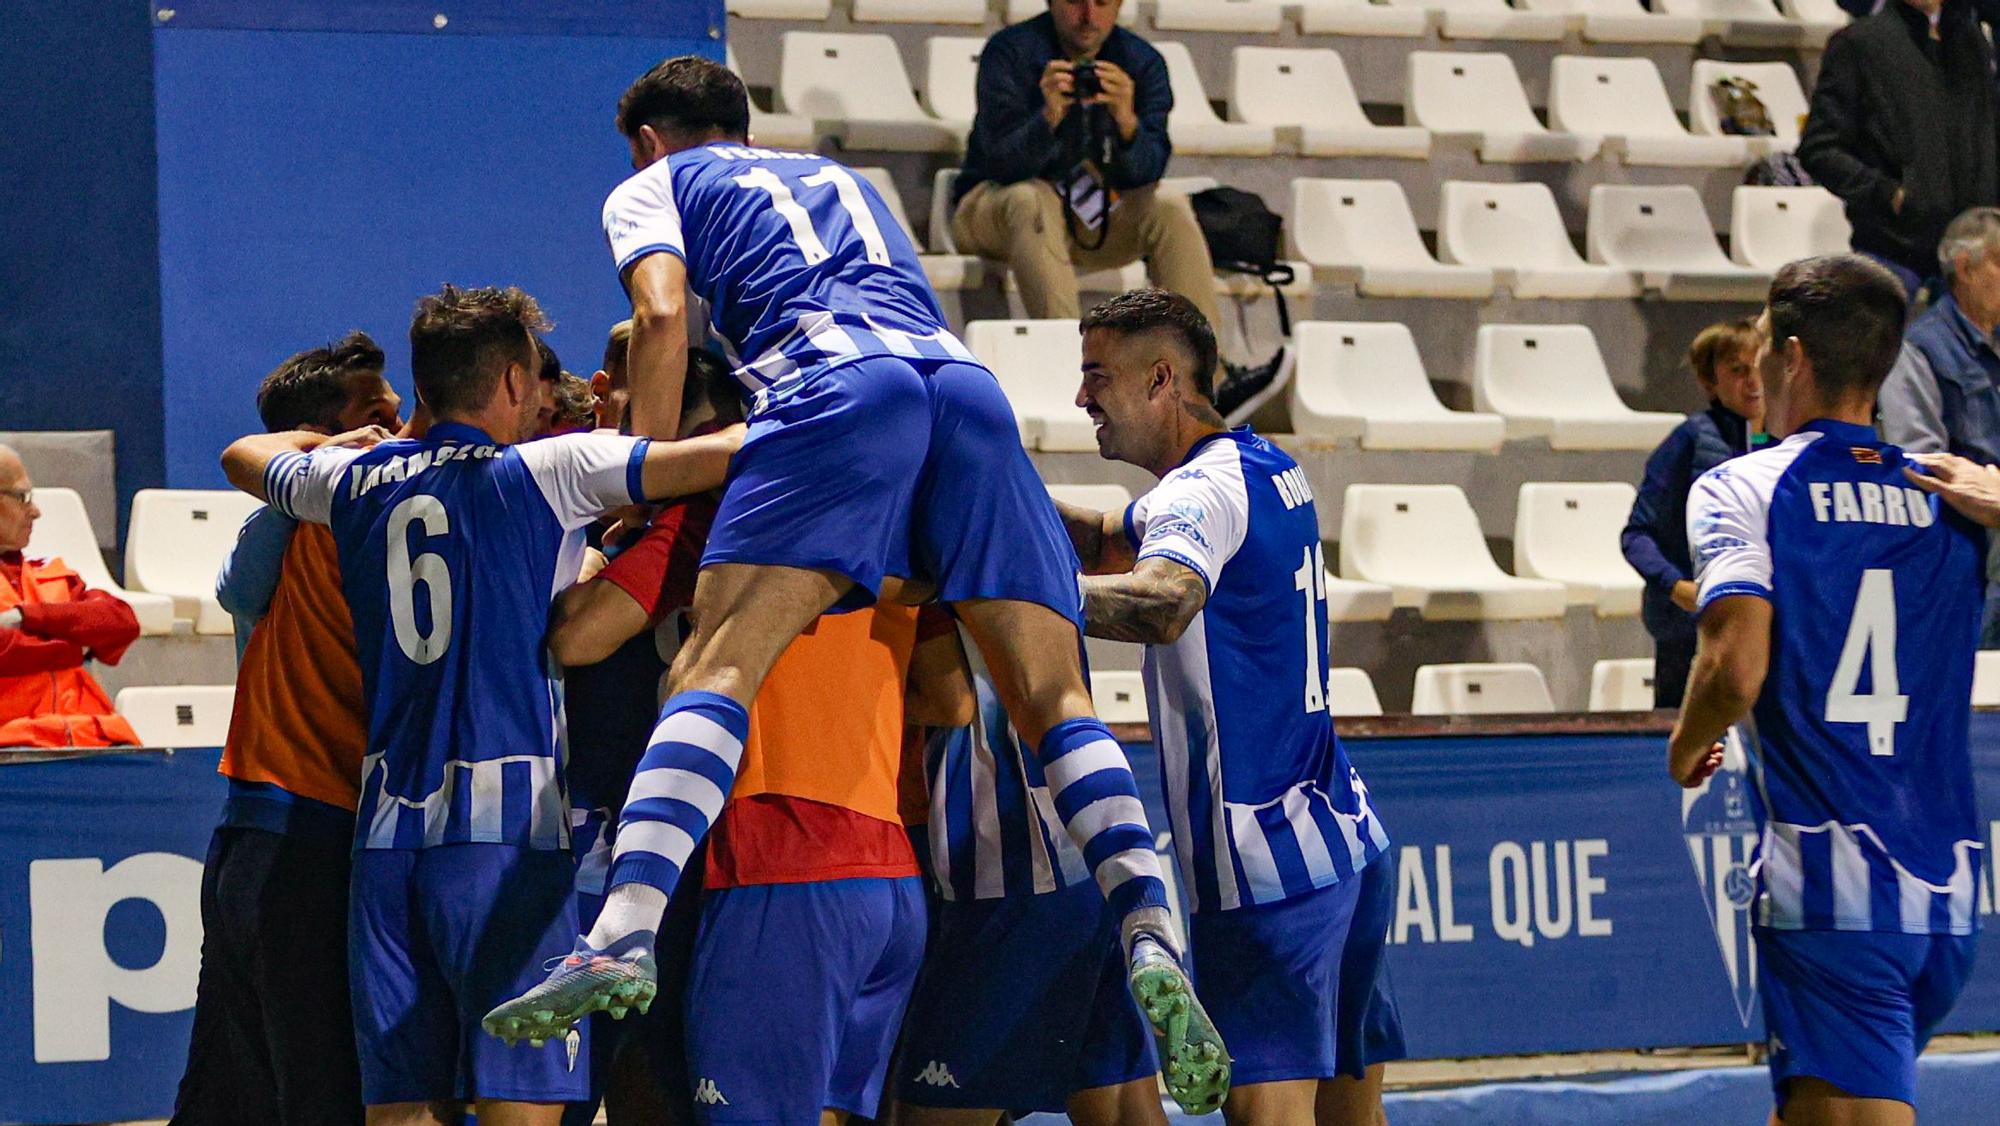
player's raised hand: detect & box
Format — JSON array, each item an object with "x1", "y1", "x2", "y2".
[
  {"x1": 1670, "y1": 739, "x2": 1726, "y2": 789},
  {"x1": 1905, "y1": 452, "x2": 2000, "y2": 528}
]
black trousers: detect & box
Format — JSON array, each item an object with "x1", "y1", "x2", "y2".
[{"x1": 170, "y1": 826, "x2": 362, "y2": 1126}]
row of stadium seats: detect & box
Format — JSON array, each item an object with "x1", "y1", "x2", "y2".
[
  {"x1": 1290, "y1": 179, "x2": 1840, "y2": 300},
  {"x1": 25, "y1": 487, "x2": 260, "y2": 637},
  {"x1": 749, "y1": 30, "x2": 1808, "y2": 158},
  {"x1": 732, "y1": 0, "x2": 1844, "y2": 48},
  {"x1": 988, "y1": 317, "x2": 1682, "y2": 452},
  {"x1": 1052, "y1": 478, "x2": 1646, "y2": 620},
  {"x1": 106, "y1": 651, "x2": 2000, "y2": 744}
]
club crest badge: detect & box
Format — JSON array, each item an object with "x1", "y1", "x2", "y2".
[{"x1": 1681, "y1": 726, "x2": 1763, "y2": 1025}]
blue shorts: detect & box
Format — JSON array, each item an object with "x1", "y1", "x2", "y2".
[
  {"x1": 1191, "y1": 875, "x2": 1363, "y2": 1086},
  {"x1": 1757, "y1": 927, "x2": 1977, "y2": 1110},
  {"x1": 897, "y1": 881, "x2": 1157, "y2": 1113},
  {"x1": 683, "y1": 877, "x2": 926, "y2": 1124},
  {"x1": 349, "y1": 844, "x2": 588, "y2": 1105},
  {"x1": 1336, "y1": 851, "x2": 1407, "y2": 1078},
  {"x1": 703, "y1": 357, "x2": 1084, "y2": 625}
]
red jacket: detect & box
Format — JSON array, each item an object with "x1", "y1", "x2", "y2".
[{"x1": 0, "y1": 552, "x2": 141, "y2": 748}]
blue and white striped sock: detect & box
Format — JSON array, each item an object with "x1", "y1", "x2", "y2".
[
  {"x1": 586, "y1": 690, "x2": 748, "y2": 950},
  {"x1": 1038, "y1": 717, "x2": 1170, "y2": 920}
]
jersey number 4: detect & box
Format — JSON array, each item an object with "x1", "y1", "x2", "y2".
[
  {"x1": 1826, "y1": 568, "x2": 1908, "y2": 757},
  {"x1": 387, "y1": 495, "x2": 453, "y2": 665}
]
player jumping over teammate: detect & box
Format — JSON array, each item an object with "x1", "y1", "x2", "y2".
[
  {"x1": 1671, "y1": 255, "x2": 2000, "y2": 1126},
  {"x1": 486, "y1": 56, "x2": 1229, "y2": 1113}
]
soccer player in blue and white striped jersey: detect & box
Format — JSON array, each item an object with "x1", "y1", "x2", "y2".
[
  {"x1": 1672, "y1": 255, "x2": 1997, "y2": 1126},
  {"x1": 219, "y1": 286, "x2": 741, "y2": 1124},
  {"x1": 1057, "y1": 290, "x2": 1401, "y2": 1125}
]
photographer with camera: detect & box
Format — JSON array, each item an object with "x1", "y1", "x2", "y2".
[{"x1": 951, "y1": 0, "x2": 1221, "y2": 339}]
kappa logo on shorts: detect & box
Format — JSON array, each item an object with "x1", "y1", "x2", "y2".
[
  {"x1": 913, "y1": 1060, "x2": 962, "y2": 1088},
  {"x1": 694, "y1": 1078, "x2": 731, "y2": 1106}
]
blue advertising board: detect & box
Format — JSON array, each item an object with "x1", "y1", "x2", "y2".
[{"x1": 6, "y1": 720, "x2": 2000, "y2": 1123}]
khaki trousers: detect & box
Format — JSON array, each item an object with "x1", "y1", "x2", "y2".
[{"x1": 951, "y1": 178, "x2": 1222, "y2": 329}]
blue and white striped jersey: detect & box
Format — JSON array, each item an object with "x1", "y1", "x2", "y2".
[
  {"x1": 265, "y1": 423, "x2": 649, "y2": 851},
  {"x1": 925, "y1": 674, "x2": 1093, "y2": 902},
  {"x1": 1125, "y1": 429, "x2": 1388, "y2": 912},
  {"x1": 1689, "y1": 418, "x2": 1984, "y2": 935},
  {"x1": 603, "y1": 143, "x2": 972, "y2": 401}
]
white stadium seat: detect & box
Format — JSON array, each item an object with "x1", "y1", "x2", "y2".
[
  {"x1": 851, "y1": 166, "x2": 984, "y2": 291},
  {"x1": 1517, "y1": 0, "x2": 1704, "y2": 44},
  {"x1": 1974, "y1": 651, "x2": 2000, "y2": 708},
  {"x1": 1340, "y1": 485, "x2": 1569, "y2": 621},
  {"x1": 850, "y1": 0, "x2": 988, "y2": 25},
  {"x1": 1689, "y1": 60, "x2": 1810, "y2": 153},
  {"x1": 1292, "y1": 322, "x2": 1505, "y2": 451},
  {"x1": 1291, "y1": 179, "x2": 1495, "y2": 299},
  {"x1": 1231, "y1": 47, "x2": 1430, "y2": 160},
  {"x1": 1047, "y1": 483, "x2": 1136, "y2": 515},
  {"x1": 1325, "y1": 571, "x2": 1397, "y2": 623},
  {"x1": 727, "y1": 45, "x2": 818, "y2": 152},
  {"x1": 1586, "y1": 184, "x2": 1771, "y2": 301},
  {"x1": 1590, "y1": 658, "x2": 1657, "y2": 712},
  {"x1": 115, "y1": 685, "x2": 235, "y2": 749},
  {"x1": 1155, "y1": 42, "x2": 1278, "y2": 156},
  {"x1": 1091, "y1": 670, "x2": 1149, "y2": 724},
  {"x1": 1658, "y1": 0, "x2": 1805, "y2": 43},
  {"x1": 1328, "y1": 668, "x2": 1385, "y2": 717},
  {"x1": 125, "y1": 488, "x2": 265, "y2": 636},
  {"x1": 1297, "y1": 0, "x2": 1432, "y2": 36},
  {"x1": 779, "y1": 32, "x2": 959, "y2": 153},
  {"x1": 1776, "y1": 0, "x2": 1849, "y2": 45},
  {"x1": 1406, "y1": 52, "x2": 1600, "y2": 164},
  {"x1": 1402, "y1": 0, "x2": 1567, "y2": 41},
  {"x1": 931, "y1": 168, "x2": 964, "y2": 253},
  {"x1": 1437, "y1": 180, "x2": 1641, "y2": 300},
  {"x1": 1474, "y1": 325, "x2": 1685, "y2": 451},
  {"x1": 963, "y1": 320, "x2": 1096, "y2": 451},
  {"x1": 1155, "y1": 0, "x2": 1287, "y2": 33},
  {"x1": 924, "y1": 37, "x2": 983, "y2": 141},
  {"x1": 1411, "y1": 663, "x2": 1556, "y2": 715},
  {"x1": 1731, "y1": 186, "x2": 1852, "y2": 271},
  {"x1": 729, "y1": 0, "x2": 831, "y2": 18},
  {"x1": 1007, "y1": 0, "x2": 1139, "y2": 23},
  {"x1": 22, "y1": 487, "x2": 176, "y2": 636},
  {"x1": 1513, "y1": 482, "x2": 1645, "y2": 615},
  {"x1": 1547, "y1": 56, "x2": 1752, "y2": 168}
]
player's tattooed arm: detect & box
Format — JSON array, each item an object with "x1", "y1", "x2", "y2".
[
  {"x1": 1668, "y1": 594, "x2": 1771, "y2": 788},
  {"x1": 1055, "y1": 500, "x2": 1138, "y2": 575},
  {"x1": 1081, "y1": 557, "x2": 1207, "y2": 645},
  {"x1": 1906, "y1": 453, "x2": 2000, "y2": 528},
  {"x1": 624, "y1": 252, "x2": 691, "y2": 442}
]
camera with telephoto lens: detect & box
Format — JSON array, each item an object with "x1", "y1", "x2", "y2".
[{"x1": 1072, "y1": 59, "x2": 1101, "y2": 100}]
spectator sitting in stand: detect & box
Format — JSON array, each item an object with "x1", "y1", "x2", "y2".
[
  {"x1": 0, "y1": 443, "x2": 141, "y2": 748},
  {"x1": 1621, "y1": 319, "x2": 1766, "y2": 708}
]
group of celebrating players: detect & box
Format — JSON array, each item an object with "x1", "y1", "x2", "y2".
[{"x1": 188, "y1": 46, "x2": 2000, "y2": 1126}]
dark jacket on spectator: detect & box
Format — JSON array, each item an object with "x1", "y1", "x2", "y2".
[
  {"x1": 1621, "y1": 405, "x2": 1755, "y2": 706},
  {"x1": 955, "y1": 13, "x2": 1173, "y2": 204},
  {"x1": 1799, "y1": 0, "x2": 1998, "y2": 279}
]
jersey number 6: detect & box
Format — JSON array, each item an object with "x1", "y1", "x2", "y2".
[{"x1": 387, "y1": 495, "x2": 454, "y2": 665}]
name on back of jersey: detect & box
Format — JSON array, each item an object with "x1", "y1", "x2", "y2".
[
  {"x1": 1806, "y1": 481, "x2": 1935, "y2": 528},
  {"x1": 348, "y1": 443, "x2": 501, "y2": 501},
  {"x1": 1272, "y1": 465, "x2": 1315, "y2": 510}
]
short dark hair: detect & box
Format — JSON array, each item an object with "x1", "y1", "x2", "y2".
[
  {"x1": 535, "y1": 336, "x2": 563, "y2": 384},
  {"x1": 603, "y1": 320, "x2": 634, "y2": 385},
  {"x1": 257, "y1": 331, "x2": 385, "y2": 432},
  {"x1": 1688, "y1": 317, "x2": 1759, "y2": 387},
  {"x1": 617, "y1": 56, "x2": 750, "y2": 144},
  {"x1": 686, "y1": 347, "x2": 744, "y2": 426},
  {"x1": 1766, "y1": 255, "x2": 1908, "y2": 401},
  {"x1": 408, "y1": 285, "x2": 551, "y2": 418},
  {"x1": 1080, "y1": 288, "x2": 1220, "y2": 399}
]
